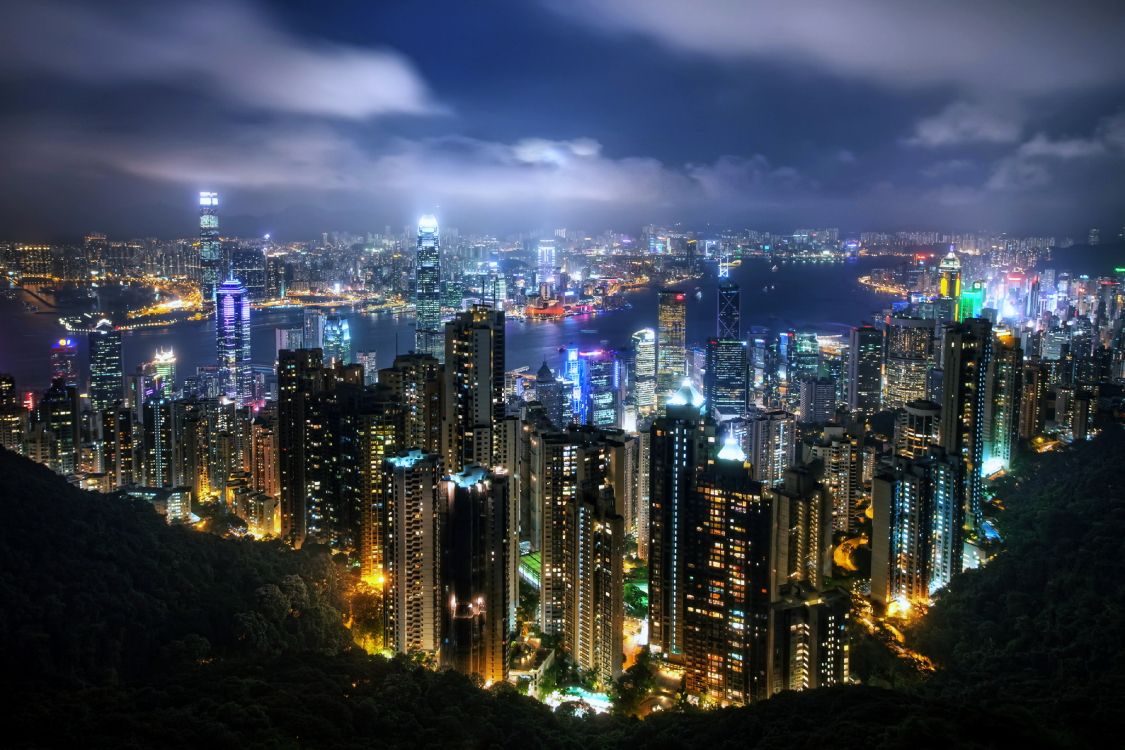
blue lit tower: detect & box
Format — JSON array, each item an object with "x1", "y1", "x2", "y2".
[
  {"x1": 216, "y1": 277, "x2": 252, "y2": 405},
  {"x1": 415, "y1": 215, "x2": 443, "y2": 361},
  {"x1": 717, "y1": 282, "x2": 741, "y2": 340},
  {"x1": 580, "y1": 349, "x2": 620, "y2": 428},
  {"x1": 631, "y1": 328, "x2": 657, "y2": 418},
  {"x1": 322, "y1": 314, "x2": 352, "y2": 366},
  {"x1": 199, "y1": 192, "x2": 221, "y2": 303},
  {"x1": 89, "y1": 320, "x2": 122, "y2": 411},
  {"x1": 707, "y1": 282, "x2": 747, "y2": 420}
]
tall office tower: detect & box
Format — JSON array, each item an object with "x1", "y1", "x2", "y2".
[
  {"x1": 380, "y1": 353, "x2": 441, "y2": 454},
  {"x1": 883, "y1": 316, "x2": 936, "y2": 410},
  {"x1": 938, "y1": 248, "x2": 962, "y2": 320},
  {"x1": 705, "y1": 337, "x2": 748, "y2": 421},
  {"x1": 101, "y1": 406, "x2": 135, "y2": 488},
  {"x1": 152, "y1": 348, "x2": 177, "y2": 397},
  {"x1": 230, "y1": 246, "x2": 266, "y2": 299},
  {"x1": 768, "y1": 464, "x2": 833, "y2": 595},
  {"x1": 356, "y1": 385, "x2": 404, "y2": 583},
  {"x1": 49, "y1": 337, "x2": 78, "y2": 388},
  {"x1": 536, "y1": 239, "x2": 557, "y2": 286},
  {"x1": 175, "y1": 401, "x2": 210, "y2": 499},
  {"x1": 959, "y1": 280, "x2": 986, "y2": 321},
  {"x1": 803, "y1": 426, "x2": 863, "y2": 533},
  {"x1": 767, "y1": 586, "x2": 850, "y2": 695},
  {"x1": 277, "y1": 348, "x2": 323, "y2": 546},
  {"x1": 199, "y1": 192, "x2": 221, "y2": 302},
  {"x1": 793, "y1": 331, "x2": 820, "y2": 384},
  {"x1": 534, "y1": 361, "x2": 570, "y2": 429},
  {"x1": 748, "y1": 409, "x2": 796, "y2": 485},
  {"x1": 572, "y1": 484, "x2": 625, "y2": 688},
  {"x1": 895, "y1": 399, "x2": 940, "y2": 459},
  {"x1": 0, "y1": 374, "x2": 26, "y2": 452},
  {"x1": 322, "y1": 314, "x2": 351, "y2": 366},
  {"x1": 442, "y1": 305, "x2": 504, "y2": 473},
  {"x1": 684, "y1": 436, "x2": 771, "y2": 705},
  {"x1": 717, "y1": 282, "x2": 741, "y2": 340},
  {"x1": 1018, "y1": 361, "x2": 1048, "y2": 439},
  {"x1": 984, "y1": 330, "x2": 1023, "y2": 473},
  {"x1": 216, "y1": 278, "x2": 252, "y2": 406},
  {"x1": 414, "y1": 215, "x2": 443, "y2": 361},
  {"x1": 383, "y1": 450, "x2": 444, "y2": 656},
  {"x1": 847, "y1": 325, "x2": 882, "y2": 415},
  {"x1": 142, "y1": 396, "x2": 175, "y2": 488},
  {"x1": 88, "y1": 321, "x2": 122, "y2": 412},
  {"x1": 656, "y1": 289, "x2": 687, "y2": 408},
  {"x1": 303, "y1": 308, "x2": 324, "y2": 350},
  {"x1": 355, "y1": 351, "x2": 378, "y2": 386},
  {"x1": 631, "y1": 328, "x2": 657, "y2": 418},
  {"x1": 938, "y1": 318, "x2": 992, "y2": 534},
  {"x1": 797, "y1": 377, "x2": 836, "y2": 424},
  {"x1": 440, "y1": 465, "x2": 513, "y2": 686},
  {"x1": 649, "y1": 379, "x2": 716, "y2": 656},
  {"x1": 580, "y1": 349, "x2": 620, "y2": 428},
  {"x1": 531, "y1": 425, "x2": 615, "y2": 636},
  {"x1": 870, "y1": 448, "x2": 964, "y2": 608},
  {"x1": 39, "y1": 379, "x2": 79, "y2": 475}
]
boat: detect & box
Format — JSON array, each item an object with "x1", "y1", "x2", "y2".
[{"x1": 771, "y1": 264, "x2": 779, "y2": 272}]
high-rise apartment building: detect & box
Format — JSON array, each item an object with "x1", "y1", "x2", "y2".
[
  {"x1": 883, "y1": 317, "x2": 935, "y2": 410},
  {"x1": 748, "y1": 409, "x2": 796, "y2": 486},
  {"x1": 847, "y1": 325, "x2": 882, "y2": 415},
  {"x1": 442, "y1": 305, "x2": 504, "y2": 473}
]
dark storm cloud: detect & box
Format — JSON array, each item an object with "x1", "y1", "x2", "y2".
[{"x1": 0, "y1": 0, "x2": 1123, "y2": 239}]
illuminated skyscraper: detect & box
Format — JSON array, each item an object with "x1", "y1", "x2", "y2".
[
  {"x1": 572, "y1": 484, "x2": 624, "y2": 688},
  {"x1": 0, "y1": 374, "x2": 26, "y2": 453},
  {"x1": 984, "y1": 329, "x2": 1023, "y2": 473},
  {"x1": 303, "y1": 308, "x2": 324, "y2": 350},
  {"x1": 938, "y1": 318, "x2": 992, "y2": 534},
  {"x1": 199, "y1": 192, "x2": 221, "y2": 302},
  {"x1": 142, "y1": 396, "x2": 175, "y2": 488},
  {"x1": 749, "y1": 409, "x2": 796, "y2": 486},
  {"x1": 684, "y1": 435, "x2": 771, "y2": 705},
  {"x1": 383, "y1": 450, "x2": 444, "y2": 656},
  {"x1": 89, "y1": 321, "x2": 122, "y2": 412},
  {"x1": 883, "y1": 316, "x2": 935, "y2": 411},
  {"x1": 631, "y1": 328, "x2": 657, "y2": 417},
  {"x1": 440, "y1": 465, "x2": 514, "y2": 686},
  {"x1": 767, "y1": 586, "x2": 850, "y2": 695},
  {"x1": 215, "y1": 278, "x2": 252, "y2": 405},
  {"x1": 793, "y1": 331, "x2": 820, "y2": 384},
  {"x1": 580, "y1": 349, "x2": 619, "y2": 428},
  {"x1": 705, "y1": 337, "x2": 747, "y2": 420},
  {"x1": 656, "y1": 289, "x2": 687, "y2": 408},
  {"x1": 847, "y1": 325, "x2": 882, "y2": 415},
  {"x1": 414, "y1": 215, "x2": 443, "y2": 361},
  {"x1": 717, "y1": 282, "x2": 741, "y2": 340},
  {"x1": 959, "y1": 281, "x2": 986, "y2": 322},
  {"x1": 649, "y1": 379, "x2": 715, "y2": 656},
  {"x1": 49, "y1": 337, "x2": 78, "y2": 388},
  {"x1": 768, "y1": 464, "x2": 832, "y2": 594},
  {"x1": 152, "y1": 348, "x2": 176, "y2": 398},
  {"x1": 938, "y1": 248, "x2": 962, "y2": 320},
  {"x1": 322, "y1": 314, "x2": 351, "y2": 366},
  {"x1": 894, "y1": 399, "x2": 940, "y2": 459},
  {"x1": 442, "y1": 305, "x2": 504, "y2": 473}
]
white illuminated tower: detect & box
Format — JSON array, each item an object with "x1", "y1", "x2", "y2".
[
  {"x1": 414, "y1": 215, "x2": 443, "y2": 360},
  {"x1": 199, "y1": 192, "x2": 221, "y2": 303},
  {"x1": 216, "y1": 278, "x2": 252, "y2": 405}
]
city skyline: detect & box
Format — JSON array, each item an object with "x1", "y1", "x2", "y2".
[{"x1": 2, "y1": 1, "x2": 1125, "y2": 239}]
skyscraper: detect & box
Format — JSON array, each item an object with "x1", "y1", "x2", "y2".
[
  {"x1": 216, "y1": 278, "x2": 252, "y2": 406},
  {"x1": 883, "y1": 316, "x2": 935, "y2": 411},
  {"x1": 768, "y1": 464, "x2": 833, "y2": 595},
  {"x1": 847, "y1": 325, "x2": 882, "y2": 415},
  {"x1": 303, "y1": 308, "x2": 324, "y2": 350},
  {"x1": 442, "y1": 305, "x2": 504, "y2": 473},
  {"x1": 579, "y1": 349, "x2": 619, "y2": 428},
  {"x1": 631, "y1": 328, "x2": 657, "y2": 418},
  {"x1": 895, "y1": 399, "x2": 940, "y2": 459},
  {"x1": 748, "y1": 409, "x2": 796, "y2": 485},
  {"x1": 440, "y1": 465, "x2": 513, "y2": 686},
  {"x1": 89, "y1": 321, "x2": 122, "y2": 412},
  {"x1": 278, "y1": 348, "x2": 323, "y2": 546},
  {"x1": 152, "y1": 348, "x2": 176, "y2": 398},
  {"x1": 572, "y1": 483, "x2": 625, "y2": 688},
  {"x1": 414, "y1": 215, "x2": 443, "y2": 361},
  {"x1": 199, "y1": 192, "x2": 221, "y2": 303},
  {"x1": 684, "y1": 435, "x2": 771, "y2": 705},
  {"x1": 656, "y1": 289, "x2": 687, "y2": 408},
  {"x1": 49, "y1": 337, "x2": 78, "y2": 388},
  {"x1": 797, "y1": 377, "x2": 836, "y2": 424},
  {"x1": 938, "y1": 249, "x2": 962, "y2": 321},
  {"x1": 649, "y1": 379, "x2": 715, "y2": 656},
  {"x1": 717, "y1": 282, "x2": 741, "y2": 340},
  {"x1": 938, "y1": 318, "x2": 992, "y2": 534},
  {"x1": 984, "y1": 329, "x2": 1023, "y2": 474},
  {"x1": 534, "y1": 361, "x2": 571, "y2": 429},
  {"x1": 383, "y1": 449, "x2": 444, "y2": 656},
  {"x1": 322, "y1": 314, "x2": 351, "y2": 366},
  {"x1": 705, "y1": 337, "x2": 747, "y2": 420}
]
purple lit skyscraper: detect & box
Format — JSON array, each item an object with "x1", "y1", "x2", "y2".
[{"x1": 216, "y1": 277, "x2": 251, "y2": 405}]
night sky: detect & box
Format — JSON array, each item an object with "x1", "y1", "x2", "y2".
[{"x1": 2, "y1": 0, "x2": 1124, "y2": 239}]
